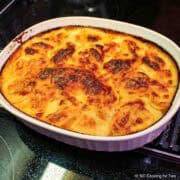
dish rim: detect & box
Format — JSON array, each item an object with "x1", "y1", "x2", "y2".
[{"x1": 0, "y1": 16, "x2": 179, "y2": 141}]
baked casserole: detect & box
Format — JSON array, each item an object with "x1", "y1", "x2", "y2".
[{"x1": 0, "y1": 26, "x2": 179, "y2": 136}]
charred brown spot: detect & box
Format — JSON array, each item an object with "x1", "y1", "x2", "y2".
[
  {"x1": 136, "y1": 118, "x2": 143, "y2": 124},
  {"x1": 164, "y1": 70, "x2": 172, "y2": 77},
  {"x1": 56, "y1": 33, "x2": 62, "y2": 39},
  {"x1": 82, "y1": 75, "x2": 109, "y2": 95},
  {"x1": 104, "y1": 59, "x2": 132, "y2": 74},
  {"x1": 95, "y1": 44, "x2": 104, "y2": 51},
  {"x1": 51, "y1": 68, "x2": 75, "y2": 89},
  {"x1": 154, "y1": 56, "x2": 165, "y2": 66},
  {"x1": 27, "y1": 81, "x2": 36, "y2": 87},
  {"x1": 66, "y1": 95, "x2": 78, "y2": 105},
  {"x1": 19, "y1": 90, "x2": 29, "y2": 95},
  {"x1": 59, "y1": 69, "x2": 107, "y2": 94},
  {"x1": 87, "y1": 35, "x2": 99, "y2": 42},
  {"x1": 151, "y1": 92, "x2": 159, "y2": 97},
  {"x1": 125, "y1": 77, "x2": 148, "y2": 89},
  {"x1": 113, "y1": 113, "x2": 130, "y2": 132},
  {"x1": 36, "y1": 112, "x2": 43, "y2": 118},
  {"x1": 119, "y1": 113, "x2": 130, "y2": 126},
  {"x1": 33, "y1": 42, "x2": 53, "y2": 49},
  {"x1": 47, "y1": 113, "x2": 67, "y2": 123},
  {"x1": 59, "y1": 100, "x2": 65, "y2": 105},
  {"x1": 51, "y1": 68, "x2": 69, "y2": 83},
  {"x1": 18, "y1": 79, "x2": 36, "y2": 95},
  {"x1": 150, "y1": 80, "x2": 166, "y2": 90},
  {"x1": 163, "y1": 94, "x2": 169, "y2": 99},
  {"x1": 150, "y1": 80, "x2": 159, "y2": 85},
  {"x1": 168, "y1": 80, "x2": 173, "y2": 85},
  {"x1": 25, "y1": 47, "x2": 38, "y2": 55},
  {"x1": 54, "y1": 76, "x2": 69, "y2": 89},
  {"x1": 89, "y1": 63, "x2": 98, "y2": 71},
  {"x1": 103, "y1": 42, "x2": 117, "y2": 53},
  {"x1": 123, "y1": 53, "x2": 129, "y2": 56},
  {"x1": 51, "y1": 46, "x2": 75, "y2": 64},
  {"x1": 39, "y1": 68, "x2": 54, "y2": 80},
  {"x1": 40, "y1": 67, "x2": 111, "y2": 97},
  {"x1": 124, "y1": 100, "x2": 145, "y2": 110},
  {"x1": 83, "y1": 118, "x2": 96, "y2": 128},
  {"x1": 125, "y1": 40, "x2": 139, "y2": 54},
  {"x1": 142, "y1": 56, "x2": 160, "y2": 70},
  {"x1": 90, "y1": 48, "x2": 102, "y2": 61}
]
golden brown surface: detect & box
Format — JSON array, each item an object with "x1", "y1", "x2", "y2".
[{"x1": 0, "y1": 26, "x2": 179, "y2": 136}]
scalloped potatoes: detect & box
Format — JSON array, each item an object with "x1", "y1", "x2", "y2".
[{"x1": 0, "y1": 26, "x2": 179, "y2": 136}]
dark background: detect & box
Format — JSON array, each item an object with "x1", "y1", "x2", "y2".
[{"x1": 0, "y1": 0, "x2": 180, "y2": 48}]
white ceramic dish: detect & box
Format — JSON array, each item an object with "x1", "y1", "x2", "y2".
[{"x1": 0, "y1": 17, "x2": 179, "y2": 151}]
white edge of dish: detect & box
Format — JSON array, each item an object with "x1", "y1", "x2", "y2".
[{"x1": 0, "y1": 16, "x2": 179, "y2": 142}]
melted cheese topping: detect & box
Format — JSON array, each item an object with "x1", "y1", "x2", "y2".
[{"x1": 0, "y1": 26, "x2": 179, "y2": 136}]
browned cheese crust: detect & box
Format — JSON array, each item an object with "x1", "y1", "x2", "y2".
[{"x1": 0, "y1": 26, "x2": 179, "y2": 136}]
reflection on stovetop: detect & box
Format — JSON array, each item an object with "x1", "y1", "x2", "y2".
[
  {"x1": 11, "y1": 112, "x2": 180, "y2": 179},
  {"x1": 139, "y1": 110, "x2": 180, "y2": 163},
  {"x1": 0, "y1": 107, "x2": 179, "y2": 179}
]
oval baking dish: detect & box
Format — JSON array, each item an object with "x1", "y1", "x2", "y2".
[{"x1": 0, "y1": 17, "x2": 179, "y2": 151}]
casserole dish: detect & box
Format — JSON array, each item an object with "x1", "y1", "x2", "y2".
[{"x1": 0, "y1": 17, "x2": 179, "y2": 151}]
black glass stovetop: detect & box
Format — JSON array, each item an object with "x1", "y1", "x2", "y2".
[{"x1": 0, "y1": 0, "x2": 180, "y2": 179}]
